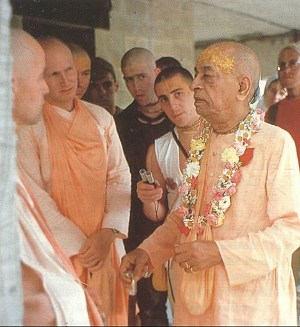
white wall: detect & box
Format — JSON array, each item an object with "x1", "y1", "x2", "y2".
[{"x1": 94, "y1": 0, "x2": 195, "y2": 109}]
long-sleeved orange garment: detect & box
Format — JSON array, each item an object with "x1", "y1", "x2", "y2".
[
  {"x1": 139, "y1": 122, "x2": 300, "y2": 326},
  {"x1": 17, "y1": 99, "x2": 131, "y2": 326}
]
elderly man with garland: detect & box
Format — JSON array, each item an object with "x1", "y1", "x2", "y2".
[{"x1": 120, "y1": 41, "x2": 300, "y2": 326}]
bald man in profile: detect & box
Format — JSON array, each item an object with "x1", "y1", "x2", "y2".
[{"x1": 11, "y1": 29, "x2": 103, "y2": 326}]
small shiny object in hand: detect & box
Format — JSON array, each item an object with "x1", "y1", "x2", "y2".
[
  {"x1": 123, "y1": 270, "x2": 133, "y2": 281},
  {"x1": 143, "y1": 265, "x2": 152, "y2": 278}
]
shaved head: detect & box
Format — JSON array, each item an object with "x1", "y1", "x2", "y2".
[
  {"x1": 121, "y1": 47, "x2": 156, "y2": 71},
  {"x1": 36, "y1": 36, "x2": 78, "y2": 110},
  {"x1": 11, "y1": 29, "x2": 48, "y2": 125},
  {"x1": 199, "y1": 41, "x2": 261, "y2": 101},
  {"x1": 11, "y1": 29, "x2": 44, "y2": 80}
]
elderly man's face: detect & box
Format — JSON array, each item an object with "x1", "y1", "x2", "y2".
[{"x1": 190, "y1": 46, "x2": 238, "y2": 125}]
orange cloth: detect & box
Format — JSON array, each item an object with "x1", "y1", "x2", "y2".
[
  {"x1": 139, "y1": 122, "x2": 300, "y2": 325},
  {"x1": 43, "y1": 99, "x2": 128, "y2": 325},
  {"x1": 16, "y1": 99, "x2": 131, "y2": 325},
  {"x1": 17, "y1": 175, "x2": 103, "y2": 326}
]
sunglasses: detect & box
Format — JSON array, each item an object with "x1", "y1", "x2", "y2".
[{"x1": 277, "y1": 59, "x2": 300, "y2": 72}]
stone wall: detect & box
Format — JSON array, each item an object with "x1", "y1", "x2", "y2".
[{"x1": 94, "y1": 0, "x2": 195, "y2": 108}]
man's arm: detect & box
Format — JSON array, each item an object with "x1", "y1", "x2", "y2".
[
  {"x1": 137, "y1": 144, "x2": 168, "y2": 222},
  {"x1": 95, "y1": 109, "x2": 131, "y2": 237},
  {"x1": 16, "y1": 123, "x2": 87, "y2": 256}
]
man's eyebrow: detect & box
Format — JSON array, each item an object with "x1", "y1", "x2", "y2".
[
  {"x1": 170, "y1": 87, "x2": 183, "y2": 94},
  {"x1": 157, "y1": 94, "x2": 167, "y2": 100}
]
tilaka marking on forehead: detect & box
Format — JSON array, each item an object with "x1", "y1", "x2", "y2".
[{"x1": 199, "y1": 47, "x2": 235, "y2": 73}]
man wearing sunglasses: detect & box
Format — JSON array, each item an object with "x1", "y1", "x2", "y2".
[
  {"x1": 85, "y1": 57, "x2": 123, "y2": 117},
  {"x1": 265, "y1": 41, "x2": 300, "y2": 322},
  {"x1": 266, "y1": 42, "x2": 300, "y2": 163}
]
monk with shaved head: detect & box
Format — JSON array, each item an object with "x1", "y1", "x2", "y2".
[
  {"x1": 120, "y1": 41, "x2": 300, "y2": 325},
  {"x1": 16, "y1": 35, "x2": 131, "y2": 325},
  {"x1": 11, "y1": 29, "x2": 103, "y2": 326}
]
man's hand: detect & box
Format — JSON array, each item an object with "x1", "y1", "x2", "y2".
[
  {"x1": 78, "y1": 229, "x2": 115, "y2": 272},
  {"x1": 120, "y1": 248, "x2": 153, "y2": 288},
  {"x1": 174, "y1": 240, "x2": 222, "y2": 273},
  {"x1": 136, "y1": 180, "x2": 163, "y2": 204}
]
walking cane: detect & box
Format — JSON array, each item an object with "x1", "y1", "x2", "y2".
[
  {"x1": 123, "y1": 270, "x2": 137, "y2": 326},
  {"x1": 128, "y1": 278, "x2": 137, "y2": 326}
]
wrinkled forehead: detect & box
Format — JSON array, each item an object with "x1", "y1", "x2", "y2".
[{"x1": 198, "y1": 46, "x2": 235, "y2": 73}]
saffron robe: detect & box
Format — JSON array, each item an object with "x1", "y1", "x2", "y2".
[
  {"x1": 17, "y1": 100, "x2": 131, "y2": 326},
  {"x1": 139, "y1": 122, "x2": 300, "y2": 326},
  {"x1": 17, "y1": 175, "x2": 103, "y2": 326}
]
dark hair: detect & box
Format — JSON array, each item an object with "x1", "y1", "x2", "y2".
[
  {"x1": 91, "y1": 57, "x2": 116, "y2": 81},
  {"x1": 155, "y1": 56, "x2": 182, "y2": 71},
  {"x1": 154, "y1": 65, "x2": 193, "y2": 86}
]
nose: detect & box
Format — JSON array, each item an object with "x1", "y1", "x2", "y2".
[
  {"x1": 190, "y1": 76, "x2": 201, "y2": 91},
  {"x1": 96, "y1": 84, "x2": 106, "y2": 95},
  {"x1": 60, "y1": 72, "x2": 69, "y2": 85},
  {"x1": 132, "y1": 77, "x2": 143, "y2": 91},
  {"x1": 169, "y1": 97, "x2": 179, "y2": 111}
]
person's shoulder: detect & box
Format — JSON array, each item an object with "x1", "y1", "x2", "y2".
[
  {"x1": 259, "y1": 121, "x2": 295, "y2": 144},
  {"x1": 155, "y1": 130, "x2": 173, "y2": 144},
  {"x1": 82, "y1": 100, "x2": 114, "y2": 124},
  {"x1": 114, "y1": 102, "x2": 137, "y2": 128}
]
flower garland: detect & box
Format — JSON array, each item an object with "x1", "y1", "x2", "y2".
[{"x1": 178, "y1": 109, "x2": 263, "y2": 236}]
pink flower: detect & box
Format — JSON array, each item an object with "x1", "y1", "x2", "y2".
[
  {"x1": 224, "y1": 161, "x2": 232, "y2": 169},
  {"x1": 212, "y1": 190, "x2": 224, "y2": 201},
  {"x1": 226, "y1": 185, "x2": 236, "y2": 196},
  {"x1": 207, "y1": 213, "x2": 218, "y2": 226},
  {"x1": 231, "y1": 170, "x2": 241, "y2": 183},
  {"x1": 178, "y1": 204, "x2": 188, "y2": 217},
  {"x1": 191, "y1": 176, "x2": 198, "y2": 188},
  {"x1": 178, "y1": 183, "x2": 188, "y2": 195}
]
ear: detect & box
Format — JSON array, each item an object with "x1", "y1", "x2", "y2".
[
  {"x1": 154, "y1": 67, "x2": 161, "y2": 76},
  {"x1": 237, "y1": 75, "x2": 251, "y2": 101},
  {"x1": 114, "y1": 80, "x2": 119, "y2": 92}
]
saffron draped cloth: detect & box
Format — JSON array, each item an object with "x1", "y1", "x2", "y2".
[
  {"x1": 180, "y1": 137, "x2": 214, "y2": 315},
  {"x1": 18, "y1": 175, "x2": 103, "y2": 326},
  {"x1": 43, "y1": 99, "x2": 127, "y2": 325}
]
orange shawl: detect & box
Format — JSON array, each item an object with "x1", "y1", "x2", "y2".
[{"x1": 43, "y1": 99, "x2": 128, "y2": 325}]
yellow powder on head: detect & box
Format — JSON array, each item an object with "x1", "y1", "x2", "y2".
[{"x1": 199, "y1": 47, "x2": 235, "y2": 73}]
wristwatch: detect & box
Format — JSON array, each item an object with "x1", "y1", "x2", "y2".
[{"x1": 111, "y1": 228, "x2": 120, "y2": 235}]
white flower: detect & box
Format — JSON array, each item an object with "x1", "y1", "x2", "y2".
[
  {"x1": 185, "y1": 161, "x2": 200, "y2": 177},
  {"x1": 190, "y1": 138, "x2": 206, "y2": 152},
  {"x1": 221, "y1": 147, "x2": 239, "y2": 164},
  {"x1": 218, "y1": 195, "x2": 231, "y2": 210}
]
